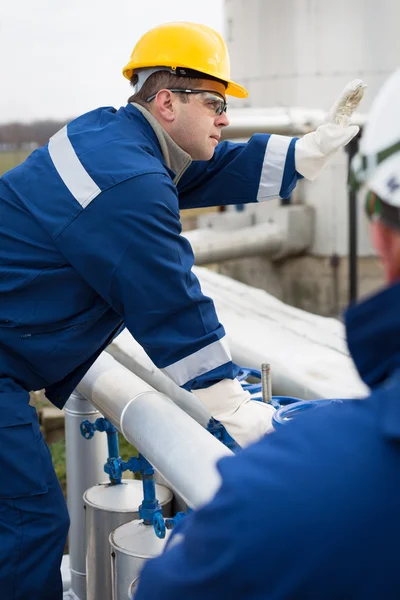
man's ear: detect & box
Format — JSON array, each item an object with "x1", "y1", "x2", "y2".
[
  {"x1": 370, "y1": 219, "x2": 400, "y2": 283},
  {"x1": 370, "y1": 219, "x2": 390, "y2": 257},
  {"x1": 153, "y1": 90, "x2": 176, "y2": 123},
  {"x1": 370, "y1": 219, "x2": 395, "y2": 257}
]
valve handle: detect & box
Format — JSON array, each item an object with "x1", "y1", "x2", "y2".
[
  {"x1": 80, "y1": 420, "x2": 94, "y2": 440},
  {"x1": 153, "y1": 512, "x2": 166, "y2": 539}
]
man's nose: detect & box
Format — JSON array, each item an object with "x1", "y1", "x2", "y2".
[{"x1": 216, "y1": 111, "x2": 229, "y2": 127}]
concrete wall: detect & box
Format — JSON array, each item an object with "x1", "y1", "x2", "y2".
[{"x1": 216, "y1": 254, "x2": 384, "y2": 317}]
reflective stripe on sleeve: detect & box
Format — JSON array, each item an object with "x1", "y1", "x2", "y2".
[
  {"x1": 257, "y1": 134, "x2": 292, "y2": 201},
  {"x1": 48, "y1": 125, "x2": 101, "y2": 208},
  {"x1": 161, "y1": 337, "x2": 232, "y2": 387}
]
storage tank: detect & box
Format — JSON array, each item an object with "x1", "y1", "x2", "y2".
[
  {"x1": 110, "y1": 519, "x2": 172, "y2": 600},
  {"x1": 84, "y1": 479, "x2": 173, "y2": 600}
]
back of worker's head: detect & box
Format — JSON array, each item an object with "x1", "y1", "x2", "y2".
[{"x1": 351, "y1": 69, "x2": 400, "y2": 283}]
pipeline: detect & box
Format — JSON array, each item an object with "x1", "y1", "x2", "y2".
[
  {"x1": 106, "y1": 333, "x2": 210, "y2": 428},
  {"x1": 222, "y1": 106, "x2": 366, "y2": 140},
  {"x1": 77, "y1": 352, "x2": 232, "y2": 509},
  {"x1": 183, "y1": 221, "x2": 283, "y2": 265}
]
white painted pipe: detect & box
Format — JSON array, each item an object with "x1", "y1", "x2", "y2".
[
  {"x1": 108, "y1": 268, "x2": 367, "y2": 402},
  {"x1": 222, "y1": 107, "x2": 366, "y2": 140},
  {"x1": 77, "y1": 353, "x2": 232, "y2": 508},
  {"x1": 184, "y1": 222, "x2": 284, "y2": 265},
  {"x1": 193, "y1": 266, "x2": 368, "y2": 400},
  {"x1": 106, "y1": 333, "x2": 210, "y2": 428}
]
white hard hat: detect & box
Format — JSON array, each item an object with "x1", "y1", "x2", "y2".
[{"x1": 351, "y1": 69, "x2": 400, "y2": 209}]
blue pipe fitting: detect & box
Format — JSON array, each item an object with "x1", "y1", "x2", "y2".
[
  {"x1": 104, "y1": 457, "x2": 124, "y2": 485},
  {"x1": 237, "y1": 367, "x2": 263, "y2": 395},
  {"x1": 138, "y1": 459, "x2": 166, "y2": 539},
  {"x1": 80, "y1": 417, "x2": 121, "y2": 484},
  {"x1": 80, "y1": 417, "x2": 119, "y2": 456},
  {"x1": 132, "y1": 455, "x2": 190, "y2": 539},
  {"x1": 81, "y1": 423, "x2": 188, "y2": 538},
  {"x1": 273, "y1": 398, "x2": 344, "y2": 428},
  {"x1": 139, "y1": 460, "x2": 163, "y2": 526},
  {"x1": 165, "y1": 511, "x2": 187, "y2": 530}
]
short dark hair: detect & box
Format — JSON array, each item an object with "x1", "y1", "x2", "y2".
[{"x1": 128, "y1": 70, "x2": 227, "y2": 109}]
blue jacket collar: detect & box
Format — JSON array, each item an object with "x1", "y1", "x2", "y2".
[{"x1": 345, "y1": 281, "x2": 400, "y2": 390}]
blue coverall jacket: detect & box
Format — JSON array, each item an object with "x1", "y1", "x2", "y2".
[
  {"x1": 0, "y1": 102, "x2": 299, "y2": 407},
  {"x1": 135, "y1": 281, "x2": 400, "y2": 600},
  {"x1": 0, "y1": 102, "x2": 299, "y2": 598}
]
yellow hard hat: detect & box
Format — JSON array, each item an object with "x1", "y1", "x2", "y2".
[{"x1": 122, "y1": 21, "x2": 248, "y2": 99}]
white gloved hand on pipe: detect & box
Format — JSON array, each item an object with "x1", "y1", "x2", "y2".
[
  {"x1": 295, "y1": 79, "x2": 367, "y2": 180},
  {"x1": 192, "y1": 378, "x2": 275, "y2": 448}
]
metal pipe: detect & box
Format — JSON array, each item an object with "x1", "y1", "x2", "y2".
[
  {"x1": 77, "y1": 353, "x2": 232, "y2": 508},
  {"x1": 261, "y1": 363, "x2": 272, "y2": 404},
  {"x1": 345, "y1": 133, "x2": 361, "y2": 303},
  {"x1": 65, "y1": 390, "x2": 109, "y2": 600},
  {"x1": 106, "y1": 427, "x2": 119, "y2": 459},
  {"x1": 222, "y1": 107, "x2": 366, "y2": 140},
  {"x1": 184, "y1": 222, "x2": 283, "y2": 265}
]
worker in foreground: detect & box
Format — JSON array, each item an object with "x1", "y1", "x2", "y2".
[
  {"x1": 0, "y1": 21, "x2": 363, "y2": 599},
  {"x1": 134, "y1": 69, "x2": 400, "y2": 600}
]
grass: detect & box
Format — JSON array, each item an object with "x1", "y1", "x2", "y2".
[{"x1": 0, "y1": 150, "x2": 31, "y2": 175}]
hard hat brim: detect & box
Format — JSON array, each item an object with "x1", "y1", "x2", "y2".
[{"x1": 122, "y1": 63, "x2": 248, "y2": 99}]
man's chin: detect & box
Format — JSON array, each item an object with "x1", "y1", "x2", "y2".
[{"x1": 191, "y1": 149, "x2": 215, "y2": 161}]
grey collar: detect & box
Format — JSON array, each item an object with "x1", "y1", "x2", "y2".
[{"x1": 131, "y1": 102, "x2": 192, "y2": 186}]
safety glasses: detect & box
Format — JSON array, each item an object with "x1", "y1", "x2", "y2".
[{"x1": 146, "y1": 88, "x2": 228, "y2": 116}]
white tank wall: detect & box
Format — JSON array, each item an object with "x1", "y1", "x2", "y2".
[{"x1": 224, "y1": 0, "x2": 400, "y2": 256}]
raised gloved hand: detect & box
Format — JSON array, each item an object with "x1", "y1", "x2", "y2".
[
  {"x1": 192, "y1": 378, "x2": 275, "y2": 448},
  {"x1": 295, "y1": 79, "x2": 367, "y2": 180}
]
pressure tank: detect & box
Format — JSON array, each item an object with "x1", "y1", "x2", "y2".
[
  {"x1": 84, "y1": 479, "x2": 173, "y2": 600},
  {"x1": 110, "y1": 519, "x2": 172, "y2": 600}
]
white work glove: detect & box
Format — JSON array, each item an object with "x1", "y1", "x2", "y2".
[
  {"x1": 295, "y1": 79, "x2": 366, "y2": 180},
  {"x1": 193, "y1": 378, "x2": 275, "y2": 448}
]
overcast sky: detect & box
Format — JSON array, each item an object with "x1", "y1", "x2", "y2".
[{"x1": 0, "y1": 0, "x2": 224, "y2": 123}]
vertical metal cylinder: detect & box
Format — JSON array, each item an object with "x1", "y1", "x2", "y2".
[
  {"x1": 110, "y1": 520, "x2": 171, "y2": 600},
  {"x1": 84, "y1": 480, "x2": 173, "y2": 600},
  {"x1": 65, "y1": 390, "x2": 109, "y2": 600},
  {"x1": 261, "y1": 363, "x2": 272, "y2": 403}
]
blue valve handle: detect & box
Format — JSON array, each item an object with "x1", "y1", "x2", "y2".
[
  {"x1": 153, "y1": 512, "x2": 166, "y2": 539},
  {"x1": 80, "y1": 418, "x2": 119, "y2": 456},
  {"x1": 80, "y1": 419, "x2": 95, "y2": 440}
]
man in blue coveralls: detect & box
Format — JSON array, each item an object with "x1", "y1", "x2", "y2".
[
  {"x1": 0, "y1": 21, "x2": 364, "y2": 599},
  {"x1": 135, "y1": 70, "x2": 400, "y2": 600}
]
